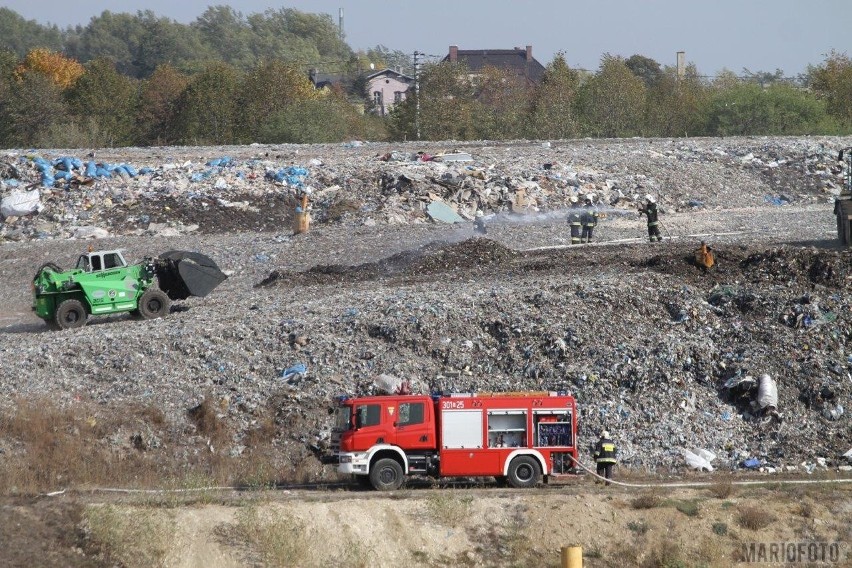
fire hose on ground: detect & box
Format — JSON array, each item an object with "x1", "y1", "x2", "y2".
[{"x1": 566, "y1": 454, "x2": 852, "y2": 489}]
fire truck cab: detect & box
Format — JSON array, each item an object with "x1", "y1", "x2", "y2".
[{"x1": 327, "y1": 392, "x2": 578, "y2": 491}]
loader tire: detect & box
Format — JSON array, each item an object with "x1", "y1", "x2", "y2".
[
  {"x1": 506, "y1": 456, "x2": 541, "y2": 489},
  {"x1": 138, "y1": 288, "x2": 170, "y2": 320},
  {"x1": 55, "y1": 299, "x2": 87, "y2": 330},
  {"x1": 369, "y1": 458, "x2": 404, "y2": 491}
]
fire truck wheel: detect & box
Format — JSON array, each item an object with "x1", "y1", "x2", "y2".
[
  {"x1": 506, "y1": 456, "x2": 541, "y2": 489},
  {"x1": 369, "y1": 458, "x2": 404, "y2": 491}
]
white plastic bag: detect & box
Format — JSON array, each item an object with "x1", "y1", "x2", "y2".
[
  {"x1": 757, "y1": 374, "x2": 778, "y2": 410},
  {"x1": 1, "y1": 189, "x2": 42, "y2": 217},
  {"x1": 374, "y1": 373, "x2": 404, "y2": 394},
  {"x1": 683, "y1": 449, "x2": 715, "y2": 471}
]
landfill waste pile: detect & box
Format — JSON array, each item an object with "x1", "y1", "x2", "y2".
[{"x1": 0, "y1": 136, "x2": 850, "y2": 479}]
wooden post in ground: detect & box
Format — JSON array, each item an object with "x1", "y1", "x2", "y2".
[{"x1": 560, "y1": 545, "x2": 582, "y2": 568}]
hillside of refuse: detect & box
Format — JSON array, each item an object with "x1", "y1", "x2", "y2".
[{"x1": 0, "y1": 136, "x2": 850, "y2": 480}]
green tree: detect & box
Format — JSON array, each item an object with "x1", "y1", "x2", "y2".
[
  {"x1": 259, "y1": 91, "x2": 378, "y2": 143},
  {"x1": 1, "y1": 72, "x2": 68, "y2": 147},
  {"x1": 0, "y1": 8, "x2": 63, "y2": 57},
  {"x1": 470, "y1": 66, "x2": 531, "y2": 139},
  {"x1": 237, "y1": 60, "x2": 319, "y2": 142},
  {"x1": 644, "y1": 64, "x2": 710, "y2": 137},
  {"x1": 625, "y1": 54, "x2": 663, "y2": 89},
  {"x1": 806, "y1": 50, "x2": 852, "y2": 127},
  {"x1": 65, "y1": 57, "x2": 139, "y2": 146},
  {"x1": 65, "y1": 11, "x2": 147, "y2": 77},
  {"x1": 577, "y1": 54, "x2": 646, "y2": 137},
  {"x1": 528, "y1": 53, "x2": 582, "y2": 139},
  {"x1": 705, "y1": 82, "x2": 832, "y2": 135},
  {"x1": 192, "y1": 6, "x2": 255, "y2": 69},
  {"x1": 171, "y1": 62, "x2": 241, "y2": 144},
  {"x1": 135, "y1": 13, "x2": 213, "y2": 77},
  {"x1": 136, "y1": 64, "x2": 189, "y2": 145},
  {"x1": 389, "y1": 62, "x2": 476, "y2": 141}
]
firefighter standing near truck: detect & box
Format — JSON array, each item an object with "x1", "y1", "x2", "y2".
[
  {"x1": 594, "y1": 431, "x2": 618, "y2": 485},
  {"x1": 567, "y1": 195, "x2": 582, "y2": 245}
]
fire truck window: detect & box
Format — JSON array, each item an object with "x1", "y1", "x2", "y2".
[
  {"x1": 356, "y1": 404, "x2": 381, "y2": 428},
  {"x1": 398, "y1": 402, "x2": 424, "y2": 426}
]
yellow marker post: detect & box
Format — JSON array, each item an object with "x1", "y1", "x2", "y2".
[{"x1": 560, "y1": 545, "x2": 582, "y2": 568}]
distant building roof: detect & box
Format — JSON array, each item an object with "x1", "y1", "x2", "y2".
[
  {"x1": 442, "y1": 45, "x2": 546, "y2": 83},
  {"x1": 365, "y1": 68, "x2": 414, "y2": 83},
  {"x1": 309, "y1": 69, "x2": 345, "y2": 89}
]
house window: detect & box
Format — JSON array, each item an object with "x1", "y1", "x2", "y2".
[
  {"x1": 373, "y1": 91, "x2": 382, "y2": 106},
  {"x1": 394, "y1": 91, "x2": 403, "y2": 103}
]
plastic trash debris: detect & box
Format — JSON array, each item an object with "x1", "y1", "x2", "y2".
[
  {"x1": 71, "y1": 226, "x2": 110, "y2": 239},
  {"x1": 843, "y1": 448, "x2": 852, "y2": 461},
  {"x1": 823, "y1": 404, "x2": 844, "y2": 420},
  {"x1": 1, "y1": 189, "x2": 42, "y2": 217},
  {"x1": 434, "y1": 152, "x2": 473, "y2": 162},
  {"x1": 206, "y1": 157, "x2": 233, "y2": 167},
  {"x1": 757, "y1": 374, "x2": 778, "y2": 411},
  {"x1": 426, "y1": 200, "x2": 464, "y2": 224},
  {"x1": 763, "y1": 195, "x2": 790, "y2": 206},
  {"x1": 741, "y1": 458, "x2": 761, "y2": 469},
  {"x1": 281, "y1": 363, "x2": 307, "y2": 381},
  {"x1": 683, "y1": 449, "x2": 714, "y2": 471},
  {"x1": 374, "y1": 373, "x2": 407, "y2": 394}
]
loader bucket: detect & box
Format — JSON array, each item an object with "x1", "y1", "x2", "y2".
[{"x1": 156, "y1": 251, "x2": 228, "y2": 300}]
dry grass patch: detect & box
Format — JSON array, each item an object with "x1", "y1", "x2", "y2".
[
  {"x1": 630, "y1": 492, "x2": 663, "y2": 509},
  {"x1": 707, "y1": 478, "x2": 736, "y2": 499},
  {"x1": 425, "y1": 493, "x2": 474, "y2": 527},
  {"x1": 737, "y1": 505, "x2": 775, "y2": 530},
  {"x1": 233, "y1": 506, "x2": 316, "y2": 566},
  {"x1": 85, "y1": 504, "x2": 175, "y2": 568},
  {"x1": 187, "y1": 395, "x2": 230, "y2": 445}
]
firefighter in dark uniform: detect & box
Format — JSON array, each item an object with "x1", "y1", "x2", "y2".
[
  {"x1": 638, "y1": 194, "x2": 661, "y2": 242},
  {"x1": 567, "y1": 195, "x2": 582, "y2": 245},
  {"x1": 580, "y1": 194, "x2": 599, "y2": 243},
  {"x1": 594, "y1": 431, "x2": 617, "y2": 485},
  {"x1": 473, "y1": 210, "x2": 487, "y2": 235}
]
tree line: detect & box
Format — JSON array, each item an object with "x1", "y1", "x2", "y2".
[
  {"x1": 390, "y1": 52, "x2": 852, "y2": 141},
  {"x1": 0, "y1": 6, "x2": 850, "y2": 147}
]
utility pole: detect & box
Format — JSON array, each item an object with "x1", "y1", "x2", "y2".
[{"x1": 413, "y1": 51, "x2": 422, "y2": 140}]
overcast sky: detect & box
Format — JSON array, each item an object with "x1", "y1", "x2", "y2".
[{"x1": 5, "y1": 0, "x2": 849, "y2": 77}]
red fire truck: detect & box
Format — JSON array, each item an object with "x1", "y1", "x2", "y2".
[{"x1": 325, "y1": 392, "x2": 578, "y2": 491}]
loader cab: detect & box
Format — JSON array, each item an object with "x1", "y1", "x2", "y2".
[{"x1": 75, "y1": 250, "x2": 127, "y2": 273}]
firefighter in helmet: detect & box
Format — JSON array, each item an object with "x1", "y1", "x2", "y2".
[
  {"x1": 593, "y1": 431, "x2": 618, "y2": 485},
  {"x1": 566, "y1": 195, "x2": 582, "y2": 245},
  {"x1": 473, "y1": 210, "x2": 487, "y2": 235},
  {"x1": 638, "y1": 194, "x2": 661, "y2": 242},
  {"x1": 580, "y1": 194, "x2": 599, "y2": 243}
]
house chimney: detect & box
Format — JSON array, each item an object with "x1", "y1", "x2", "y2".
[
  {"x1": 449, "y1": 45, "x2": 458, "y2": 62},
  {"x1": 526, "y1": 45, "x2": 532, "y2": 61}
]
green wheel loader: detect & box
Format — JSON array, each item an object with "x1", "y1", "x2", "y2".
[{"x1": 32, "y1": 249, "x2": 227, "y2": 330}]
